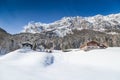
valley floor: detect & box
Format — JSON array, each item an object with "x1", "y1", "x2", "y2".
[{"x1": 0, "y1": 47, "x2": 120, "y2": 80}]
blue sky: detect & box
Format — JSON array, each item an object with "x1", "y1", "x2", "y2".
[{"x1": 0, "y1": 0, "x2": 120, "y2": 34}]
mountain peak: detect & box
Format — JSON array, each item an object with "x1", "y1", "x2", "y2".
[{"x1": 22, "y1": 13, "x2": 120, "y2": 37}]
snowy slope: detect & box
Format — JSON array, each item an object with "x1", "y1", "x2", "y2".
[
  {"x1": 0, "y1": 48, "x2": 120, "y2": 80},
  {"x1": 22, "y1": 13, "x2": 120, "y2": 37}
]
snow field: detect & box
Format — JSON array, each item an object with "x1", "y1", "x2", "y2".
[{"x1": 0, "y1": 47, "x2": 120, "y2": 80}]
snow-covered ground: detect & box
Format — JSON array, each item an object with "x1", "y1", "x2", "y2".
[{"x1": 0, "y1": 47, "x2": 120, "y2": 80}]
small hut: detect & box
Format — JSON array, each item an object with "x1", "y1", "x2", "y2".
[{"x1": 22, "y1": 42, "x2": 33, "y2": 49}]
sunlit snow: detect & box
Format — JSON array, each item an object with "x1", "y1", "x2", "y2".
[{"x1": 0, "y1": 47, "x2": 120, "y2": 80}]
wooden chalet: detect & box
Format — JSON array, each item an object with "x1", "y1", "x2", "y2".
[{"x1": 80, "y1": 41, "x2": 107, "y2": 51}]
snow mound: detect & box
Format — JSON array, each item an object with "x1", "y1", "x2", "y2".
[{"x1": 0, "y1": 49, "x2": 54, "y2": 67}]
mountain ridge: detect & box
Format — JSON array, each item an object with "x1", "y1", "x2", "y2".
[
  {"x1": 22, "y1": 13, "x2": 120, "y2": 37},
  {"x1": 1, "y1": 13, "x2": 120, "y2": 55}
]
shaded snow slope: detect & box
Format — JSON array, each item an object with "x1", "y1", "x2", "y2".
[
  {"x1": 0, "y1": 48, "x2": 120, "y2": 80},
  {"x1": 0, "y1": 49, "x2": 54, "y2": 67}
]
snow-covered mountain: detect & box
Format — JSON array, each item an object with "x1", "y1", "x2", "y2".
[
  {"x1": 1, "y1": 47, "x2": 120, "y2": 80},
  {"x1": 22, "y1": 13, "x2": 120, "y2": 37},
  {"x1": 1, "y1": 13, "x2": 120, "y2": 55}
]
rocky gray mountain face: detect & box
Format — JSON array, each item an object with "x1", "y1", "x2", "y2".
[{"x1": 1, "y1": 13, "x2": 120, "y2": 55}]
